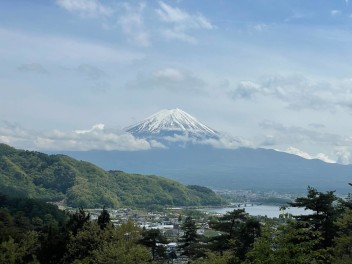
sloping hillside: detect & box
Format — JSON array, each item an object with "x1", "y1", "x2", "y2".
[
  {"x1": 62, "y1": 146, "x2": 352, "y2": 193},
  {"x1": 0, "y1": 144, "x2": 221, "y2": 208}
]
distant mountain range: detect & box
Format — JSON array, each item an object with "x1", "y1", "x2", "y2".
[
  {"x1": 0, "y1": 143, "x2": 222, "y2": 208},
  {"x1": 60, "y1": 108, "x2": 352, "y2": 194}
]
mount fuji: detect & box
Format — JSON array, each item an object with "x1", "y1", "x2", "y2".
[
  {"x1": 124, "y1": 108, "x2": 220, "y2": 147},
  {"x1": 59, "y1": 109, "x2": 352, "y2": 194}
]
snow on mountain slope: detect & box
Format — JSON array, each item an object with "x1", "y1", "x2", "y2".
[{"x1": 125, "y1": 108, "x2": 220, "y2": 140}]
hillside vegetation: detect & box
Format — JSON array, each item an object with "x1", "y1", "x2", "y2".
[{"x1": 0, "y1": 144, "x2": 222, "y2": 208}]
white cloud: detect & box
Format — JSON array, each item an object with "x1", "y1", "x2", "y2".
[
  {"x1": 163, "y1": 132, "x2": 252, "y2": 149},
  {"x1": 56, "y1": 0, "x2": 113, "y2": 17},
  {"x1": 232, "y1": 81, "x2": 261, "y2": 99},
  {"x1": 0, "y1": 136, "x2": 12, "y2": 145},
  {"x1": 57, "y1": 1, "x2": 150, "y2": 46},
  {"x1": 157, "y1": 1, "x2": 213, "y2": 29},
  {"x1": 251, "y1": 23, "x2": 269, "y2": 32},
  {"x1": 283, "y1": 146, "x2": 335, "y2": 163},
  {"x1": 284, "y1": 147, "x2": 316, "y2": 159},
  {"x1": 154, "y1": 68, "x2": 184, "y2": 81},
  {"x1": 164, "y1": 134, "x2": 191, "y2": 143},
  {"x1": 256, "y1": 121, "x2": 352, "y2": 164},
  {"x1": 259, "y1": 120, "x2": 348, "y2": 146},
  {"x1": 156, "y1": 1, "x2": 189, "y2": 23},
  {"x1": 285, "y1": 10, "x2": 314, "y2": 22},
  {"x1": 1, "y1": 120, "x2": 350, "y2": 164},
  {"x1": 331, "y1": 10, "x2": 341, "y2": 17},
  {"x1": 0, "y1": 27, "x2": 144, "y2": 65},
  {"x1": 126, "y1": 67, "x2": 206, "y2": 94},
  {"x1": 0, "y1": 121, "x2": 154, "y2": 151},
  {"x1": 201, "y1": 135, "x2": 253, "y2": 149},
  {"x1": 231, "y1": 74, "x2": 352, "y2": 112},
  {"x1": 149, "y1": 140, "x2": 167, "y2": 149},
  {"x1": 1, "y1": 120, "x2": 252, "y2": 151},
  {"x1": 75, "y1": 123, "x2": 105, "y2": 134},
  {"x1": 335, "y1": 147, "x2": 352, "y2": 165},
  {"x1": 161, "y1": 29, "x2": 197, "y2": 44},
  {"x1": 57, "y1": 0, "x2": 213, "y2": 45},
  {"x1": 316, "y1": 153, "x2": 335, "y2": 163},
  {"x1": 118, "y1": 3, "x2": 150, "y2": 47},
  {"x1": 156, "y1": 1, "x2": 214, "y2": 43}
]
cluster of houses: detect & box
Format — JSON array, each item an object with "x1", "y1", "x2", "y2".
[
  {"x1": 83, "y1": 207, "x2": 210, "y2": 262},
  {"x1": 87, "y1": 207, "x2": 208, "y2": 235}
]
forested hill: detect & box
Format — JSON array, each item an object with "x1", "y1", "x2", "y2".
[{"x1": 0, "y1": 143, "x2": 222, "y2": 208}]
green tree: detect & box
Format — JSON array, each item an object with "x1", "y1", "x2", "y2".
[
  {"x1": 246, "y1": 219, "x2": 325, "y2": 264},
  {"x1": 64, "y1": 221, "x2": 104, "y2": 262},
  {"x1": 139, "y1": 229, "x2": 167, "y2": 260},
  {"x1": 93, "y1": 220, "x2": 150, "y2": 264},
  {"x1": 66, "y1": 208, "x2": 90, "y2": 235},
  {"x1": 245, "y1": 187, "x2": 340, "y2": 264},
  {"x1": 244, "y1": 220, "x2": 277, "y2": 264},
  {"x1": 209, "y1": 209, "x2": 260, "y2": 261},
  {"x1": 38, "y1": 225, "x2": 67, "y2": 264},
  {"x1": 97, "y1": 207, "x2": 111, "y2": 230},
  {"x1": 64, "y1": 219, "x2": 151, "y2": 264},
  {"x1": 333, "y1": 209, "x2": 352, "y2": 263},
  {"x1": 179, "y1": 216, "x2": 202, "y2": 260},
  {"x1": 289, "y1": 187, "x2": 339, "y2": 249},
  {"x1": 0, "y1": 231, "x2": 40, "y2": 264},
  {"x1": 193, "y1": 250, "x2": 234, "y2": 264}
]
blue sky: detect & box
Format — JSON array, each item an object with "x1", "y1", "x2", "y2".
[{"x1": 0, "y1": 0, "x2": 352, "y2": 164}]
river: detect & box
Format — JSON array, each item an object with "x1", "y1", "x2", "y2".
[{"x1": 201, "y1": 205, "x2": 312, "y2": 218}]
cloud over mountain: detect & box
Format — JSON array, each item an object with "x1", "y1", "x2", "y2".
[
  {"x1": 258, "y1": 120, "x2": 352, "y2": 164},
  {"x1": 0, "y1": 121, "x2": 152, "y2": 151},
  {"x1": 283, "y1": 146, "x2": 335, "y2": 164}
]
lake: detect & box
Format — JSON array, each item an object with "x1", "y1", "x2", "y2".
[{"x1": 201, "y1": 205, "x2": 312, "y2": 218}]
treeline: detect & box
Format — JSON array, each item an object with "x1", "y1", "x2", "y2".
[
  {"x1": 0, "y1": 194, "x2": 67, "y2": 263},
  {"x1": 0, "y1": 143, "x2": 222, "y2": 209},
  {"x1": 0, "y1": 194, "x2": 153, "y2": 263},
  {"x1": 1, "y1": 185, "x2": 352, "y2": 263},
  {"x1": 181, "y1": 186, "x2": 352, "y2": 264}
]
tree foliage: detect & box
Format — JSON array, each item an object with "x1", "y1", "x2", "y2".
[
  {"x1": 66, "y1": 208, "x2": 90, "y2": 235},
  {"x1": 179, "y1": 216, "x2": 203, "y2": 260},
  {"x1": 209, "y1": 209, "x2": 261, "y2": 261},
  {"x1": 333, "y1": 209, "x2": 352, "y2": 263},
  {"x1": 0, "y1": 194, "x2": 154, "y2": 263},
  {"x1": 0, "y1": 143, "x2": 222, "y2": 208},
  {"x1": 139, "y1": 228, "x2": 167, "y2": 260},
  {"x1": 97, "y1": 207, "x2": 110, "y2": 230},
  {"x1": 289, "y1": 186, "x2": 340, "y2": 249}
]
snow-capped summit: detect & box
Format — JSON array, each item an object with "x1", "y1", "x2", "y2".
[{"x1": 125, "y1": 108, "x2": 219, "y2": 141}]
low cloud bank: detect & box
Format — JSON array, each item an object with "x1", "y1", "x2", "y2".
[
  {"x1": 0, "y1": 121, "x2": 153, "y2": 151},
  {"x1": 0, "y1": 121, "x2": 350, "y2": 165}
]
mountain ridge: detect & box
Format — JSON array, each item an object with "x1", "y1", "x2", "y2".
[
  {"x1": 0, "y1": 143, "x2": 222, "y2": 208},
  {"x1": 61, "y1": 145, "x2": 352, "y2": 194}
]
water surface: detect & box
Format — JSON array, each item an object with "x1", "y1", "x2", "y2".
[{"x1": 202, "y1": 205, "x2": 312, "y2": 218}]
